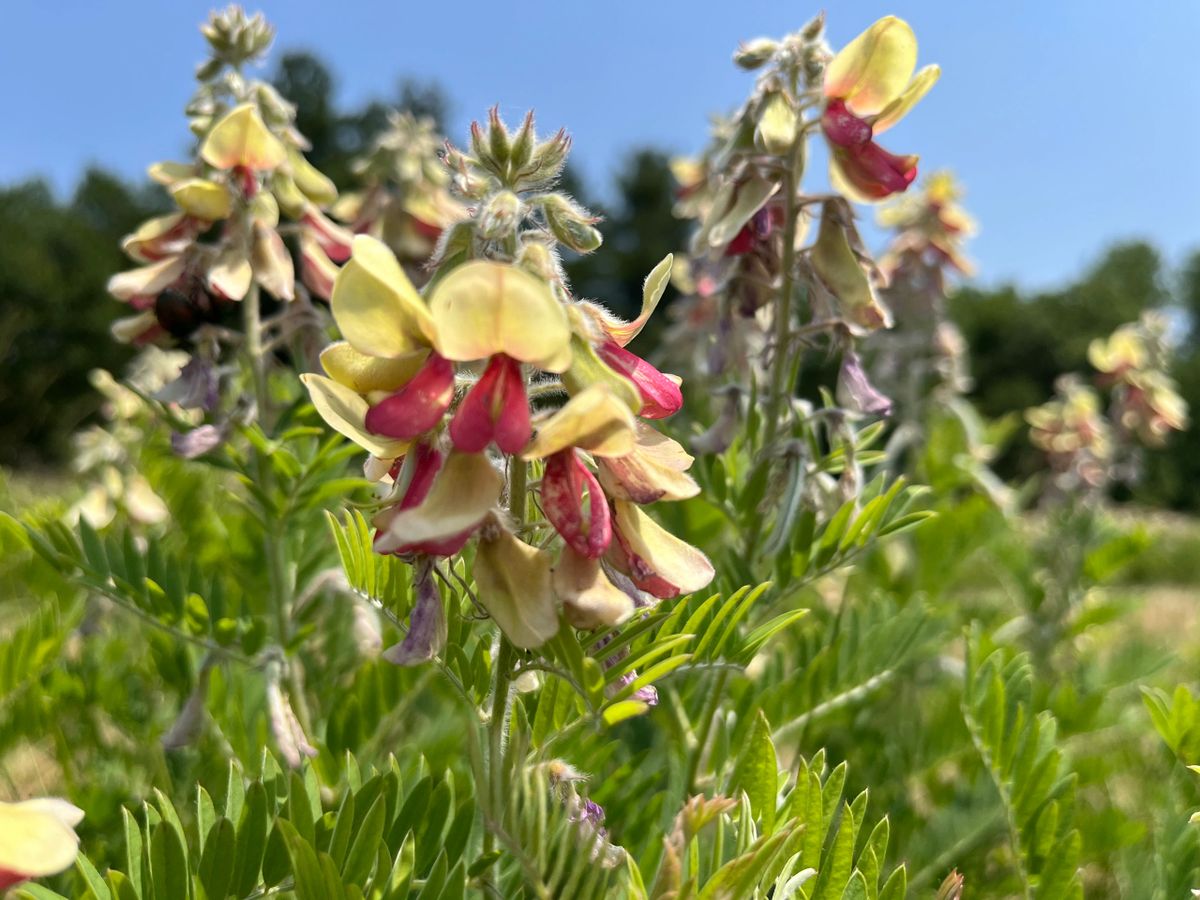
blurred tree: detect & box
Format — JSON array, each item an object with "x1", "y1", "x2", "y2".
[
  {"x1": 0, "y1": 172, "x2": 158, "y2": 466},
  {"x1": 950, "y1": 240, "x2": 1198, "y2": 504},
  {"x1": 271, "y1": 52, "x2": 449, "y2": 188},
  {"x1": 564, "y1": 149, "x2": 688, "y2": 352},
  {"x1": 951, "y1": 241, "x2": 1167, "y2": 424}
]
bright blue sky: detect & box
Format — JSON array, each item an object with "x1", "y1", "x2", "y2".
[{"x1": 4, "y1": 1, "x2": 1198, "y2": 290}]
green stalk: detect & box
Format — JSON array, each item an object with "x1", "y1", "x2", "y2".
[
  {"x1": 484, "y1": 454, "x2": 529, "y2": 853},
  {"x1": 761, "y1": 158, "x2": 800, "y2": 451},
  {"x1": 242, "y1": 282, "x2": 311, "y2": 733}
]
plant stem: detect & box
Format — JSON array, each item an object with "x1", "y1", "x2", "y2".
[
  {"x1": 761, "y1": 148, "x2": 801, "y2": 452},
  {"x1": 243, "y1": 283, "x2": 270, "y2": 422},
  {"x1": 484, "y1": 453, "x2": 529, "y2": 854},
  {"x1": 243, "y1": 283, "x2": 312, "y2": 733}
]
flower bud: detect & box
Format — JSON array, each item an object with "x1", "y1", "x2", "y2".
[
  {"x1": 479, "y1": 190, "x2": 524, "y2": 242},
  {"x1": 528, "y1": 129, "x2": 571, "y2": 185},
  {"x1": 541, "y1": 194, "x2": 602, "y2": 254},
  {"x1": 733, "y1": 38, "x2": 778, "y2": 70},
  {"x1": 508, "y1": 111, "x2": 537, "y2": 173},
  {"x1": 487, "y1": 106, "x2": 511, "y2": 169},
  {"x1": 516, "y1": 239, "x2": 560, "y2": 282}
]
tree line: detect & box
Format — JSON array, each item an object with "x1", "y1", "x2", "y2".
[{"x1": 1, "y1": 52, "x2": 1196, "y2": 509}]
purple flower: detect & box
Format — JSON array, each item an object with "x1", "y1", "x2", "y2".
[
  {"x1": 171, "y1": 424, "x2": 225, "y2": 459},
  {"x1": 382, "y1": 558, "x2": 446, "y2": 666},
  {"x1": 837, "y1": 349, "x2": 892, "y2": 416}
]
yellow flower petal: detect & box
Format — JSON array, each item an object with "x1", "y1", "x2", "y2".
[
  {"x1": 474, "y1": 526, "x2": 560, "y2": 648},
  {"x1": 251, "y1": 223, "x2": 295, "y2": 301},
  {"x1": 553, "y1": 547, "x2": 634, "y2": 630},
  {"x1": 148, "y1": 160, "x2": 195, "y2": 186},
  {"x1": 429, "y1": 260, "x2": 571, "y2": 371},
  {"x1": 0, "y1": 798, "x2": 83, "y2": 880},
  {"x1": 375, "y1": 452, "x2": 502, "y2": 549},
  {"x1": 522, "y1": 384, "x2": 637, "y2": 460},
  {"x1": 300, "y1": 373, "x2": 410, "y2": 458},
  {"x1": 110, "y1": 310, "x2": 158, "y2": 343},
  {"x1": 287, "y1": 146, "x2": 337, "y2": 206},
  {"x1": 584, "y1": 254, "x2": 674, "y2": 347},
  {"x1": 332, "y1": 235, "x2": 436, "y2": 358},
  {"x1": 206, "y1": 246, "x2": 253, "y2": 301},
  {"x1": 170, "y1": 178, "x2": 233, "y2": 221},
  {"x1": 120, "y1": 213, "x2": 190, "y2": 263},
  {"x1": 107, "y1": 255, "x2": 186, "y2": 301},
  {"x1": 200, "y1": 103, "x2": 287, "y2": 171},
  {"x1": 319, "y1": 341, "x2": 429, "y2": 394},
  {"x1": 271, "y1": 170, "x2": 308, "y2": 218},
  {"x1": 756, "y1": 92, "x2": 798, "y2": 155},
  {"x1": 611, "y1": 500, "x2": 715, "y2": 595},
  {"x1": 872, "y1": 64, "x2": 940, "y2": 134},
  {"x1": 704, "y1": 176, "x2": 779, "y2": 249},
  {"x1": 598, "y1": 421, "x2": 700, "y2": 504},
  {"x1": 810, "y1": 205, "x2": 892, "y2": 332},
  {"x1": 824, "y1": 16, "x2": 918, "y2": 117}
]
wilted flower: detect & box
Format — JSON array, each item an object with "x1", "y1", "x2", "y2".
[
  {"x1": 821, "y1": 16, "x2": 939, "y2": 201},
  {"x1": 811, "y1": 201, "x2": 891, "y2": 333},
  {"x1": 837, "y1": 348, "x2": 893, "y2": 416},
  {"x1": 0, "y1": 798, "x2": 84, "y2": 890}
]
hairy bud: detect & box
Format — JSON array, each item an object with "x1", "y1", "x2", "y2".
[
  {"x1": 733, "y1": 38, "x2": 778, "y2": 70},
  {"x1": 479, "y1": 190, "x2": 523, "y2": 242},
  {"x1": 540, "y1": 193, "x2": 602, "y2": 253}
]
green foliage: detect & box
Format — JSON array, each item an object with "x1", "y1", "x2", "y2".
[
  {"x1": 17, "y1": 752, "x2": 481, "y2": 900},
  {"x1": 962, "y1": 633, "x2": 1082, "y2": 898}
]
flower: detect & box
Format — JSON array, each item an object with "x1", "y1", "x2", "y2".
[
  {"x1": 877, "y1": 171, "x2": 977, "y2": 277},
  {"x1": 821, "y1": 17, "x2": 939, "y2": 201},
  {"x1": 300, "y1": 113, "x2": 715, "y2": 657},
  {"x1": 0, "y1": 798, "x2": 84, "y2": 890}
]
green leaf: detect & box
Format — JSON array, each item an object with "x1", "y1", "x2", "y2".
[
  {"x1": 198, "y1": 817, "x2": 236, "y2": 900},
  {"x1": 730, "y1": 710, "x2": 778, "y2": 832},
  {"x1": 343, "y1": 794, "x2": 386, "y2": 886},
  {"x1": 75, "y1": 854, "x2": 112, "y2": 900},
  {"x1": 232, "y1": 780, "x2": 269, "y2": 896},
  {"x1": 603, "y1": 699, "x2": 650, "y2": 726}
]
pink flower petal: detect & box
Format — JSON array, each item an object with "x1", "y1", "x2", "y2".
[
  {"x1": 596, "y1": 341, "x2": 683, "y2": 419},
  {"x1": 365, "y1": 354, "x2": 454, "y2": 439},
  {"x1": 449, "y1": 354, "x2": 531, "y2": 453},
  {"x1": 542, "y1": 449, "x2": 612, "y2": 559}
]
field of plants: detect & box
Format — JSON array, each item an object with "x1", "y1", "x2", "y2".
[{"x1": 3, "y1": 7, "x2": 1199, "y2": 899}]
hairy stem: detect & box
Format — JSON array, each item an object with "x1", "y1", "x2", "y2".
[{"x1": 761, "y1": 144, "x2": 802, "y2": 451}]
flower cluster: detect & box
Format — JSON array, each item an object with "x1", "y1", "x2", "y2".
[
  {"x1": 330, "y1": 111, "x2": 465, "y2": 279},
  {"x1": 865, "y1": 172, "x2": 978, "y2": 420},
  {"x1": 820, "y1": 16, "x2": 939, "y2": 201},
  {"x1": 664, "y1": 15, "x2": 938, "y2": 393},
  {"x1": 1029, "y1": 315, "x2": 1188, "y2": 493},
  {"x1": 877, "y1": 171, "x2": 976, "y2": 288},
  {"x1": 1027, "y1": 376, "x2": 1113, "y2": 488},
  {"x1": 303, "y1": 110, "x2": 713, "y2": 656},
  {"x1": 107, "y1": 5, "x2": 347, "y2": 346},
  {"x1": 1088, "y1": 314, "x2": 1189, "y2": 446}
]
